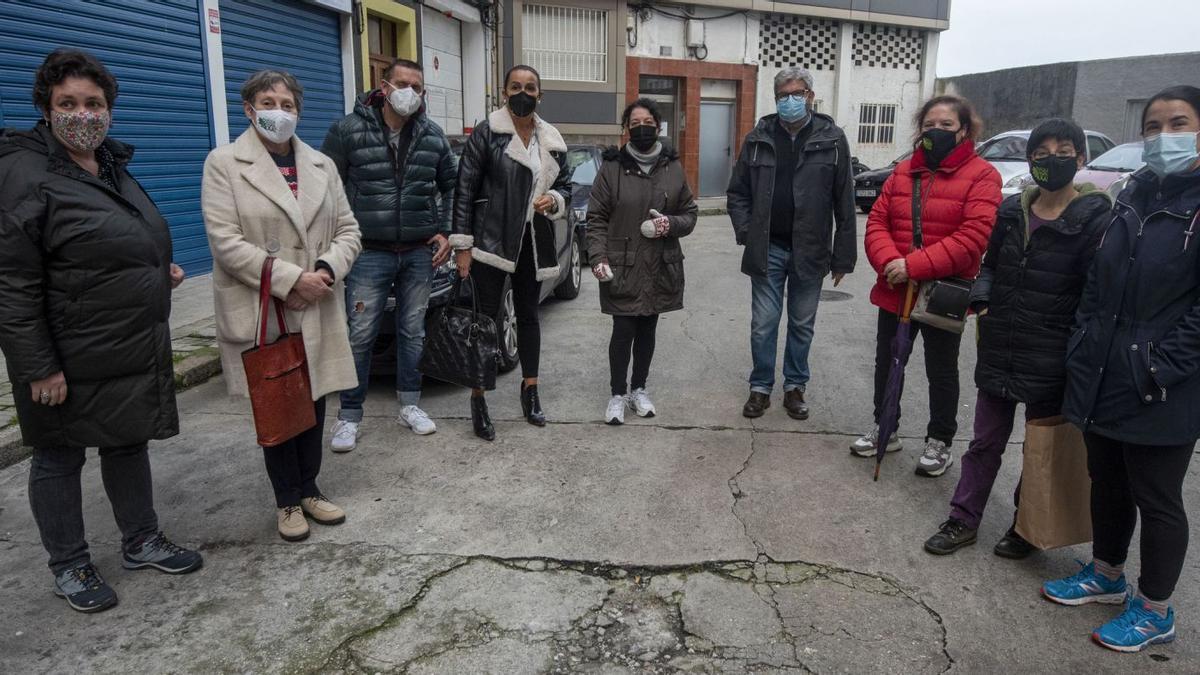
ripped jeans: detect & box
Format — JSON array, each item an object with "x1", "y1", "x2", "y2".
[{"x1": 338, "y1": 247, "x2": 433, "y2": 422}]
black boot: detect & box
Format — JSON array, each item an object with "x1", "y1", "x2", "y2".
[
  {"x1": 471, "y1": 394, "x2": 495, "y2": 441},
  {"x1": 521, "y1": 382, "x2": 547, "y2": 427}
]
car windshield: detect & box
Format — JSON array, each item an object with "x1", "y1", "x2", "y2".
[
  {"x1": 979, "y1": 136, "x2": 1028, "y2": 162},
  {"x1": 569, "y1": 156, "x2": 598, "y2": 185},
  {"x1": 1087, "y1": 143, "x2": 1145, "y2": 172}
]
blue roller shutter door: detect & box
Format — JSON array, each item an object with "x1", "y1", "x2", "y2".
[
  {"x1": 0, "y1": 0, "x2": 215, "y2": 274},
  {"x1": 221, "y1": 0, "x2": 345, "y2": 149}
]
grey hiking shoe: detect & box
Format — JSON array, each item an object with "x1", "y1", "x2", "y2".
[
  {"x1": 850, "y1": 425, "x2": 902, "y2": 457},
  {"x1": 54, "y1": 563, "x2": 118, "y2": 613},
  {"x1": 915, "y1": 439, "x2": 954, "y2": 477},
  {"x1": 122, "y1": 532, "x2": 203, "y2": 574}
]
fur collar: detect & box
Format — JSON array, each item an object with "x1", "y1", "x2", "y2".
[{"x1": 487, "y1": 107, "x2": 567, "y2": 152}]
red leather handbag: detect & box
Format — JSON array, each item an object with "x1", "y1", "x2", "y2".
[{"x1": 241, "y1": 257, "x2": 316, "y2": 446}]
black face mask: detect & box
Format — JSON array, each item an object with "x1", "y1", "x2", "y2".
[
  {"x1": 507, "y1": 92, "x2": 537, "y2": 118},
  {"x1": 920, "y1": 128, "x2": 960, "y2": 168},
  {"x1": 629, "y1": 125, "x2": 659, "y2": 152},
  {"x1": 1030, "y1": 155, "x2": 1078, "y2": 192}
]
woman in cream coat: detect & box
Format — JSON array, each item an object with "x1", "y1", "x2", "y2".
[{"x1": 202, "y1": 70, "x2": 361, "y2": 542}]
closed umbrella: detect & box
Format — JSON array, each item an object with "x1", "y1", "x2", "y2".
[{"x1": 874, "y1": 281, "x2": 918, "y2": 481}]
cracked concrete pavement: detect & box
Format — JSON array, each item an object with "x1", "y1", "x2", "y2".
[{"x1": 1, "y1": 215, "x2": 1198, "y2": 673}]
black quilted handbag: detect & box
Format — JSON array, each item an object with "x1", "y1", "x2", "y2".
[{"x1": 419, "y1": 276, "x2": 498, "y2": 390}]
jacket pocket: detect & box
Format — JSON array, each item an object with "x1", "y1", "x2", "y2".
[
  {"x1": 607, "y1": 243, "x2": 638, "y2": 300},
  {"x1": 214, "y1": 284, "x2": 261, "y2": 344},
  {"x1": 655, "y1": 246, "x2": 686, "y2": 297},
  {"x1": 1127, "y1": 340, "x2": 1166, "y2": 405}
]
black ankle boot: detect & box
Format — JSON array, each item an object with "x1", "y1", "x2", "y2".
[
  {"x1": 471, "y1": 394, "x2": 495, "y2": 441},
  {"x1": 520, "y1": 382, "x2": 546, "y2": 427}
]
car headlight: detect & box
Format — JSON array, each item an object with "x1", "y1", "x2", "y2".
[
  {"x1": 573, "y1": 206, "x2": 587, "y2": 223},
  {"x1": 1004, "y1": 172, "x2": 1036, "y2": 190}
]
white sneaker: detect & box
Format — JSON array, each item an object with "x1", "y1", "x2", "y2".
[
  {"x1": 605, "y1": 395, "x2": 627, "y2": 425},
  {"x1": 849, "y1": 425, "x2": 902, "y2": 458},
  {"x1": 915, "y1": 439, "x2": 954, "y2": 477},
  {"x1": 399, "y1": 405, "x2": 437, "y2": 435},
  {"x1": 628, "y1": 388, "x2": 657, "y2": 418},
  {"x1": 330, "y1": 420, "x2": 359, "y2": 453}
]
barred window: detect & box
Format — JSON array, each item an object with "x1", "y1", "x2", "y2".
[
  {"x1": 522, "y1": 4, "x2": 608, "y2": 83},
  {"x1": 858, "y1": 103, "x2": 897, "y2": 145}
]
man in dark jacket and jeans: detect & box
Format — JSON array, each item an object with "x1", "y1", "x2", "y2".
[
  {"x1": 321, "y1": 58, "x2": 457, "y2": 450},
  {"x1": 727, "y1": 66, "x2": 856, "y2": 420}
]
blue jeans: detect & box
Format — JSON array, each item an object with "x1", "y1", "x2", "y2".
[
  {"x1": 749, "y1": 243, "x2": 823, "y2": 394},
  {"x1": 338, "y1": 247, "x2": 433, "y2": 422}
]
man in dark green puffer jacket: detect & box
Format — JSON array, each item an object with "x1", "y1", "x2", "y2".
[{"x1": 320, "y1": 58, "x2": 457, "y2": 449}]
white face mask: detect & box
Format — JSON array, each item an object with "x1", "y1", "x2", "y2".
[
  {"x1": 386, "y1": 85, "x2": 422, "y2": 117},
  {"x1": 253, "y1": 108, "x2": 298, "y2": 145}
]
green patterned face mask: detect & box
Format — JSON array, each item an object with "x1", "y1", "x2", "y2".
[
  {"x1": 50, "y1": 109, "x2": 110, "y2": 153},
  {"x1": 1029, "y1": 155, "x2": 1078, "y2": 191}
]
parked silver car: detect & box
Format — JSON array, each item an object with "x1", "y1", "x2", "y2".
[{"x1": 979, "y1": 129, "x2": 1116, "y2": 197}]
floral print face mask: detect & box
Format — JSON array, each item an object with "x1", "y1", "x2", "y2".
[{"x1": 50, "y1": 110, "x2": 111, "y2": 153}]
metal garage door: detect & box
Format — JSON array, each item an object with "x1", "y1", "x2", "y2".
[
  {"x1": 0, "y1": 0, "x2": 215, "y2": 273},
  {"x1": 221, "y1": 0, "x2": 346, "y2": 149},
  {"x1": 422, "y1": 7, "x2": 464, "y2": 135}
]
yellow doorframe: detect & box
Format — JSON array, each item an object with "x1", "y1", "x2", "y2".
[{"x1": 358, "y1": 0, "x2": 417, "y2": 88}]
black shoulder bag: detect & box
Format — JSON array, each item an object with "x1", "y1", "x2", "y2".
[
  {"x1": 908, "y1": 175, "x2": 974, "y2": 334},
  {"x1": 418, "y1": 276, "x2": 499, "y2": 390}
]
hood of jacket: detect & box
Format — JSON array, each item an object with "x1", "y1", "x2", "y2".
[{"x1": 1001, "y1": 182, "x2": 1113, "y2": 236}]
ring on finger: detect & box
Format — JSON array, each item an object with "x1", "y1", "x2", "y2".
[{"x1": 39, "y1": 391, "x2": 50, "y2": 403}]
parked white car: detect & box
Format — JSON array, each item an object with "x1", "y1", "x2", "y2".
[{"x1": 979, "y1": 129, "x2": 1117, "y2": 197}]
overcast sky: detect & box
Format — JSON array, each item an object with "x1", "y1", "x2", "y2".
[{"x1": 937, "y1": 0, "x2": 1200, "y2": 77}]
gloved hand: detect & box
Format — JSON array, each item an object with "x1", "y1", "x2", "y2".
[
  {"x1": 593, "y1": 260, "x2": 614, "y2": 281},
  {"x1": 639, "y1": 209, "x2": 671, "y2": 238}
]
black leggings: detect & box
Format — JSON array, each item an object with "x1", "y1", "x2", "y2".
[
  {"x1": 262, "y1": 398, "x2": 326, "y2": 508},
  {"x1": 610, "y1": 314, "x2": 659, "y2": 396},
  {"x1": 473, "y1": 226, "x2": 541, "y2": 379},
  {"x1": 1087, "y1": 431, "x2": 1194, "y2": 601}
]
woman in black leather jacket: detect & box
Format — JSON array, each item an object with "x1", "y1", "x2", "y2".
[{"x1": 449, "y1": 65, "x2": 572, "y2": 440}]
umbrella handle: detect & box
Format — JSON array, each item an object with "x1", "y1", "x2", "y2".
[{"x1": 899, "y1": 280, "x2": 918, "y2": 322}]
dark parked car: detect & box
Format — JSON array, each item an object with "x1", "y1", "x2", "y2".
[
  {"x1": 370, "y1": 137, "x2": 585, "y2": 374},
  {"x1": 853, "y1": 151, "x2": 910, "y2": 214},
  {"x1": 566, "y1": 144, "x2": 604, "y2": 256}
]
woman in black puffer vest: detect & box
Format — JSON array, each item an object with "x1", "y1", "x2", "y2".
[{"x1": 923, "y1": 118, "x2": 1110, "y2": 559}]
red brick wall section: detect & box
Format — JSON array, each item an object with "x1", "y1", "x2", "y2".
[{"x1": 624, "y1": 57, "x2": 758, "y2": 193}]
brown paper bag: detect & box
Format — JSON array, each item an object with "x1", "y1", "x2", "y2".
[{"x1": 1015, "y1": 416, "x2": 1093, "y2": 550}]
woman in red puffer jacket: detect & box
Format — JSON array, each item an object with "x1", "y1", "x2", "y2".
[{"x1": 851, "y1": 95, "x2": 1002, "y2": 478}]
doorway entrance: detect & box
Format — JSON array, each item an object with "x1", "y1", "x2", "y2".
[{"x1": 699, "y1": 101, "x2": 734, "y2": 196}]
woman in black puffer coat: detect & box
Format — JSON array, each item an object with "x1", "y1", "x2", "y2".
[{"x1": 0, "y1": 50, "x2": 201, "y2": 615}]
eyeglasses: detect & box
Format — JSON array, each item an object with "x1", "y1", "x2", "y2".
[
  {"x1": 775, "y1": 91, "x2": 810, "y2": 102},
  {"x1": 1030, "y1": 150, "x2": 1077, "y2": 160}
]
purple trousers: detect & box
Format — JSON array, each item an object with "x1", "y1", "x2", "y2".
[{"x1": 948, "y1": 389, "x2": 1061, "y2": 530}]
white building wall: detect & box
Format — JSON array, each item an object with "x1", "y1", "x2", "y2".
[
  {"x1": 627, "y1": 9, "x2": 754, "y2": 65},
  {"x1": 626, "y1": 7, "x2": 937, "y2": 169}
]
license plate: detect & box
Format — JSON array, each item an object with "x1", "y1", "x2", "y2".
[{"x1": 855, "y1": 189, "x2": 877, "y2": 198}]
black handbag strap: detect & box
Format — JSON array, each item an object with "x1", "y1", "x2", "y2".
[
  {"x1": 911, "y1": 175, "x2": 923, "y2": 250},
  {"x1": 450, "y1": 275, "x2": 481, "y2": 322}
]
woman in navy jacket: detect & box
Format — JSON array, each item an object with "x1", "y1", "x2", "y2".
[{"x1": 1043, "y1": 86, "x2": 1200, "y2": 653}]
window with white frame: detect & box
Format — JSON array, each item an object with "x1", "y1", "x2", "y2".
[
  {"x1": 522, "y1": 4, "x2": 608, "y2": 83},
  {"x1": 858, "y1": 103, "x2": 897, "y2": 144}
]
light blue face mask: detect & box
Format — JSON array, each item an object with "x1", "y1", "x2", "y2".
[
  {"x1": 1143, "y1": 131, "x2": 1200, "y2": 177},
  {"x1": 777, "y1": 94, "x2": 808, "y2": 123}
]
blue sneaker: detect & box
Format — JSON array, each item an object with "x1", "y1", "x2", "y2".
[
  {"x1": 1042, "y1": 561, "x2": 1128, "y2": 606},
  {"x1": 1092, "y1": 598, "x2": 1175, "y2": 653}
]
